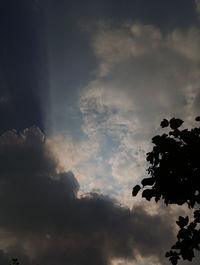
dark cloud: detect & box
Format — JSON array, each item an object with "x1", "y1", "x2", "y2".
[
  {"x1": 0, "y1": 0, "x2": 49, "y2": 133},
  {"x1": 1, "y1": 1, "x2": 199, "y2": 265},
  {"x1": 0, "y1": 127, "x2": 180, "y2": 265}
]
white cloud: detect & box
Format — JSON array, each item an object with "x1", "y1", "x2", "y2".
[
  {"x1": 110, "y1": 255, "x2": 162, "y2": 265},
  {"x1": 47, "y1": 133, "x2": 100, "y2": 188},
  {"x1": 92, "y1": 23, "x2": 163, "y2": 77},
  {"x1": 167, "y1": 27, "x2": 200, "y2": 61},
  {"x1": 49, "y1": 21, "x2": 200, "y2": 206},
  {"x1": 76, "y1": 21, "x2": 200, "y2": 205}
]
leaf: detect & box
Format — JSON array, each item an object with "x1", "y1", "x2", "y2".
[
  {"x1": 142, "y1": 189, "x2": 155, "y2": 201},
  {"x1": 177, "y1": 227, "x2": 191, "y2": 239},
  {"x1": 146, "y1": 152, "x2": 154, "y2": 164},
  {"x1": 169, "y1": 130, "x2": 180, "y2": 138},
  {"x1": 170, "y1": 255, "x2": 179, "y2": 265},
  {"x1": 160, "y1": 119, "x2": 169, "y2": 128},
  {"x1": 152, "y1": 135, "x2": 161, "y2": 145},
  {"x1": 169, "y1": 118, "x2": 184, "y2": 130},
  {"x1": 141, "y1": 177, "x2": 155, "y2": 186},
  {"x1": 181, "y1": 249, "x2": 194, "y2": 261},
  {"x1": 132, "y1": 185, "x2": 141, "y2": 197},
  {"x1": 194, "y1": 210, "x2": 200, "y2": 219},
  {"x1": 188, "y1": 221, "x2": 196, "y2": 230},
  {"x1": 171, "y1": 241, "x2": 181, "y2": 250},
  {"x1": 166, "y1": 251, "x2": 173, "y2": 257},
  {"x1": 166, "y1": 251, "x2": 180, "y2": 265},
  {"x1": 176, "y1": 216, "x2": 189, "y2": 228}
]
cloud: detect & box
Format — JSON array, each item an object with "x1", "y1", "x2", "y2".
[
  {"x1": 75, "y1": 21, "x2": 200, "y2": 204},
  {"x1": 0, "y1": 127, "x2": 183, "y2": 265},
  {"x1": 88, "y1": 22, "x2": 200, "y2": 116},
  {"x1": 48, "y1": 21, "x2": 200, "y2": 206},
  {"x1": 91, "y1": 22, "x2": 162, "y2": 77},
  {"x1": 167, "y1": 27, "x2": 200, "y2": 61}
]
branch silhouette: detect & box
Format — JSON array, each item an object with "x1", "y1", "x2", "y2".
[{"x1": 132, "y1": 117, "x2": 200, "y2": 265}]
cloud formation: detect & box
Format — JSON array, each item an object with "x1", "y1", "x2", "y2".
[
  {"x1": 1, "y1": 2, "x2": 200, "y2": 265},
  {"x1": 0, "y1": 127, "x2": 181, "y2": 265},
  {"x1": 71, "y1": 21, "x2": 200, "y2": 204},
  {"x1": 47, "y1": 20, "x2": 200, "y2": 207}
]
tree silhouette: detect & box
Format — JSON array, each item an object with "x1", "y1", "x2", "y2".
[{"x1": 132, "y1": 117, "x2": 200, "y2": 265}]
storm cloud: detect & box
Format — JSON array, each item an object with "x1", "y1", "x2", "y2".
[
  {"x1": 1, "y1": 1, "x2": 200, "y2": 265},
  {"x1": 0, "y1": 127, "x2": 178, "y2": 265}
]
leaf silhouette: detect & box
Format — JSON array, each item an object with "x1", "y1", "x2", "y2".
[
  {"x1": 132, "y1": 185, "x2": 141, "y2": 196},
  {"x1": 160, "y1": 119, "x2": 169, "y2": 128},
  {"x1": 132, "y1": 116, "x2": 200, "y2": 264},
  {"x1": 141, "y1": 177, "x2": 155, "y2": 186},
  {"x1": 176, "y1": 216, "x2": 189, "y2": 228},
  {"x1": 169, "y1": 118, "x2": 183, "y2": 129}
]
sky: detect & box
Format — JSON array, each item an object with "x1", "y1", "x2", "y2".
[{"x1": 0, "y1": 0, "x2": 200, "y2": 264}]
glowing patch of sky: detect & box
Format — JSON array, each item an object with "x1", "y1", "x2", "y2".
[{"x1": 44, "y1": 1, "x2": 200, "y2": 208}]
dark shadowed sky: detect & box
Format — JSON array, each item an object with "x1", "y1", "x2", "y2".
[{"x1": 0, "y1": 1, "x2": 200, "y2": 265}]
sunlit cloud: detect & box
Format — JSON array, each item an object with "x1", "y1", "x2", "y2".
[
  {"x1": 47, "y1": 20, "x2": 200, "y2": 206},
  {"x1": 55, "y1": 21, "x2": 197, "y2": 205},
  {"x1": 2, "y1": 1, "x2": 200, "y2": 265}
]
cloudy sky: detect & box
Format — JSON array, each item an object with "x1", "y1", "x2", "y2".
[{"x1": 0, "y1": 0, "x2": 200, "y2": 264}]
